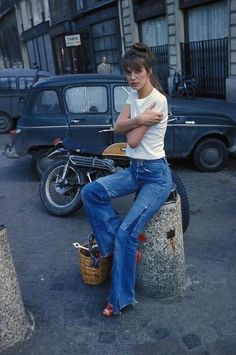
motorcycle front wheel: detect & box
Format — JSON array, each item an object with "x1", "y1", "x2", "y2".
[{"x1": 39, "y1": 159, "x2": 86, "y2": 216}]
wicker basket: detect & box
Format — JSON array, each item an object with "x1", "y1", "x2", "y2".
[{"x1": 78, "y1": 248, "x2": 112, "y2": 285}]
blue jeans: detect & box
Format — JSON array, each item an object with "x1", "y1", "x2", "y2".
[{"x1": 81, "y1": 158, "x2": 172, "y2": 314}]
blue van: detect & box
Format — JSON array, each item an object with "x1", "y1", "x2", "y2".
[{"x1": 0, "y1": 69, "x2": 50, "y2": 133}]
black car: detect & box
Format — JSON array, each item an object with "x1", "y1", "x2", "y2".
[
  {"x1": 5, "y1": 74, "x2": 236, "y2": 176},
  {"x1": 0, "y1": 68, "x2": 50, "y2": 133}
]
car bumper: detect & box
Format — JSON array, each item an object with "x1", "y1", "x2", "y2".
[
  {"x1": 229, "y1": 147, "x2": 236, "y2": 157},
  {"x1": 4, "y1": 143, "x2": 20, "y2": 159}
]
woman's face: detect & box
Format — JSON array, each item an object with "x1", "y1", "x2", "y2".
[{"x1": 125, "y1": 65, "x2": 151, "y2": 91}]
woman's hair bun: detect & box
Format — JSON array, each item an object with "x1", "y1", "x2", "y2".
[{"x1": 131, "y1": 43, "x2": 148, "y2": 53}]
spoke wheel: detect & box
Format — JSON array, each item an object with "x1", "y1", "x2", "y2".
[{"x1": 39, "y1": 160, "x2": 85, "y2": 216}]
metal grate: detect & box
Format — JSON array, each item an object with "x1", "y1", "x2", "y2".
[
  {"x1": 150, "y1": 44, "x2": 169, "y2": 93},
  {"x1": 181, "y1": 38, "x2": 228, "y2": 99}
]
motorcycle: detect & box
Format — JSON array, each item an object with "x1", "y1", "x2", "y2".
[
  {"x1": 169, "y1": 66, "x2": 196, "y2": 100},
  {"x1": 39, "y1": 131, "x2": 190, "y2": 233}
]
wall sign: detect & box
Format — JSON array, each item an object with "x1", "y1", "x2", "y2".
[
  {"x1": 65, "y1": 34, "x2": 81, "y2": 47},
  {"x1": 133, "y1": 0, "x2": 166, "y2": 21}
]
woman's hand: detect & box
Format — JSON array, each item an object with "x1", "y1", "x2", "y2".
[{"x1": 139, "y1": 102, "x2": 163, "y2": 126}]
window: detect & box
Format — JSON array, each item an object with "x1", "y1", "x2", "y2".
[
  {"x1": 65, "y1": 86, "x2": 107, "y2": 113},
  {"x1": 113, "y1": 86, "x2": 131, "y2": 112},
  {"x1": 0, "y1": 77, "x2": 17, "y2": 93},
  {"x1": 76, "y1": 0, "x2": 84, "y2": 11},
  {"x1": 141, "y1": 16, "x2": 167, "y2": 47},
  {"x1": 32, "y1": 90, "x2": 60, "y2": 113},
  {"x1": 188, "y1": 1, "x2": 228, "y2": 41},
  {"x1": 19, "y1": 76, "x2": 35, "y2": 92}
]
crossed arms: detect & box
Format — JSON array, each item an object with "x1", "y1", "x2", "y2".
[{"x1": 114, "y1": 102, "x2": 163, "y2": 148}]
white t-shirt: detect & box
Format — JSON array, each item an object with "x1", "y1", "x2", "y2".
[{"x1": 125, "y1": 88, "x2": 168, "y2": 160}]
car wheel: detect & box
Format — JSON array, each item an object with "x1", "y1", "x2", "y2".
[
  {"x1": 0, "y1": 114, "x2": 13, "y2": 133},
  {"x1": 31, "y1": 148, "x2": 56, "y2": 179},
  {"x1": 193, "y1": 138, "x2": 228, "y2": 172}
]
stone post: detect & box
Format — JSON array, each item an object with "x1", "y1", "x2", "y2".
[
  {"x1": 136, "y1": 194, "x2": 186, "y2": 299},
  {"x1": 0, "y1": 225, "x2": 33, "y2": 351}
]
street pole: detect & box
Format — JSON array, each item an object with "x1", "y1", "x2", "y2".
[{"x1": 0, "y1": 225, "x2": 34, "y2": 351}]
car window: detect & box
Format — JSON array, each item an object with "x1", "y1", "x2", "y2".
[
  {"x1": 19, "y1": 76, "x2": 35, "y2": 92},
  {"x1": 0, "y1": 77, "x2": 17, "y2": 93},
  {"x1": 65, "y1": 86, "x2": 107, "y2": 113},
  {"x1": 113, "y1": 86, "x2": 131, "y2": 112},
  {"x1": 32, "y1": 90, "x2": 60, "y2": 114}
]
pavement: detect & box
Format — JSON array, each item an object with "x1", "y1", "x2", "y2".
[{"x1": 0, "y1": 96, "x2": 236, "y2": 355}]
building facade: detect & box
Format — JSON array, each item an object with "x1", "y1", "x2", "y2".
[
  {"x1": 48, "y1": 0, "x2": 123, "y2": 74},
  {"x1": 0, "y1": 5, "x2": 22, "y2": 68},
  {"x1": 126, "y1": 0, "x2": 232, "y2": 100},
  {"x1": 0, "y1": 0, "x2": 235, "y2": 102}
]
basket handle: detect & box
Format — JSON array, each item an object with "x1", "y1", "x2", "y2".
[{"x1": 73, "y1": 242, "x2": 89, "y2": 251}]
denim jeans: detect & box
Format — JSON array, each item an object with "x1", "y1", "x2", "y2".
[{"x1": 81, "y1": 157, "x2": 172, "y2": 314}]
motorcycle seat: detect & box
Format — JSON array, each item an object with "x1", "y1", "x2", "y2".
[{"x1": 62, "y1": 137, "x2": 105, "y2": 155}]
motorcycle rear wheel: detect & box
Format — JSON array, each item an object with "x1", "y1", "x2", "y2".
[
  {"x1": 39, "y1": 159, "x2": 86, "y2": 216},
  {"x1": 185, "y1": 86, "x2": 195, "y2": 99},
  {"x1": 171, "y1": 169, "x2": 190, "y2": 234}
]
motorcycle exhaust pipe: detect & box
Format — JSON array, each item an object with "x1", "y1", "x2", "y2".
[{"x1": 69, "y1": 155, "x2": 116, "y2": 174}]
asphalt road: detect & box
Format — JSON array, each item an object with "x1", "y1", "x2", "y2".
[{"x1": 0, "y1": 133, "x2": 236, "y2": 354}]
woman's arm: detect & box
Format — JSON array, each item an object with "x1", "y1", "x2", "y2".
[
  {"x1": 114, "y1": 104, "x2": 141, "y2": 134},
  {"x1": 126, "y1": 125, "x2": 149, "y2": 148},
  {"x1": 114, "y1": 102, "x2": 163, "y2": 135}
]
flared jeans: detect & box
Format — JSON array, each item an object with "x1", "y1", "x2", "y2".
[{"x1": 81, "y1": 157, "x2": 172, "y2": 314}]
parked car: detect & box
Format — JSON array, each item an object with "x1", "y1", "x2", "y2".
[
  {"x1": 0, "y1": 68, "x2": 50, "y2": 133},
  {"x1": 5, "y1": 74, "x2": 236, "y2": 176}
]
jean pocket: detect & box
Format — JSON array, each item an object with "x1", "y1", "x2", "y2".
[{"x1": 145, "y1": 161, "x2": 165, "y2": 175}]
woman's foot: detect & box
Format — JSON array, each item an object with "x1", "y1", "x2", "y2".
[
  {"x1": 136, "y1": 250, "x2": 142, "y2": 265},
  {"x1": 102, "y1": 303, "x2": 114, "y2": 317}
]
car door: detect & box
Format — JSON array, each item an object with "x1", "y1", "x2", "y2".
[
  {"x1": 64, "y1": 84, "x2": 113, "y2": 152},
  {"x1": 111, "y1": 83, "x2": 131, "y2": 143},
  {"x1": 164, "y1": 109, "x2": 175, "y2": 158},
  {"x1": 20, "y1": 88, "x2": 68, "y2": 150},
  {"x1": 16, "y1": 76, "x2": 36, "y2": 116},
  {"x1": 169, "y1": 108, "x2": 197, "y2": 158}
]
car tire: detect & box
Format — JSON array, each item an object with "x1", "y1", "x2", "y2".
[
  {"x1": 0, "y1": 113, "x2": 13, "y2": 133},
  {"x1": 193, "y1": 138, "x2": 228, "y2": 172},
  {"x1": 31, "y1": 148, "x2": 56, "y2": 179}
]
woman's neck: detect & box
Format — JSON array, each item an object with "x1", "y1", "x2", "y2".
[{"x1": 137, "y1": 81, "x2": 154, "y2": 99}]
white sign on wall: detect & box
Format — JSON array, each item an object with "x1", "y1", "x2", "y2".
[{"x1": 65, "y1": 34, "x2": 81, "y2": 47}]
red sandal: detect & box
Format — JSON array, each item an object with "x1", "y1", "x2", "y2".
[
  {"x1": 136, "y1": 250, "x2": 142, "y2": 265},
  {"x1": 102, "y1": 303, "x2": 114, "y2": 317}
]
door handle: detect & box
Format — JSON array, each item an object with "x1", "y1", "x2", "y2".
[{"x1": 71, "y1": 119, "x2": 84, "y2": 124}]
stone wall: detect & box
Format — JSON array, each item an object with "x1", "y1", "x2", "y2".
[
  {"x1": 226, "y1": 0, "x2": 236, "y2": 103},
  {"x1": 119, "y1": 0, "x2": 138, "y2": 53}
]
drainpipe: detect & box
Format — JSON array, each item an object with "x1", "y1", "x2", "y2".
[{"x1": 118, "y1": 0, "x2": 125, "y2": 56}]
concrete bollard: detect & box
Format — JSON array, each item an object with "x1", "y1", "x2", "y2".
[
  {"x1": 136, "y1": 194, "x2": 186, "y2": 299},
  {"x1": 0, "y1": 225, "x2": 33, "y2": 351}
]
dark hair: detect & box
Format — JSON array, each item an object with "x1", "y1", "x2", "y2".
[{"x1": 122, "y1": 43, "x2": 164, "y2": 93}]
